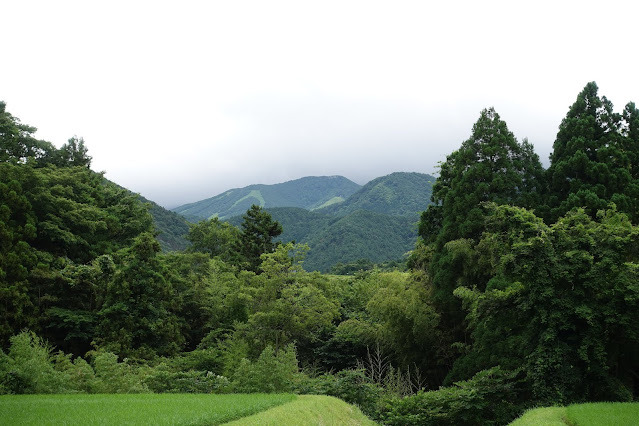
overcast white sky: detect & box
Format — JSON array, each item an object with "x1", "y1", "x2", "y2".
[{"x1": 3, "y1": 1, "x2": 639, "y2": 208}]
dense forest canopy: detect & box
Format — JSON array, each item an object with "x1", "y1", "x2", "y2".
[{"x1": 1, "y1": 83, "x2": 638, "y2": 424}]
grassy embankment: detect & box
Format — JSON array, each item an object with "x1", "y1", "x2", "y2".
[
  {"x1": 509, "y1": 402, "x2": 639, "y2": 426},
  {"x1": 225, "y1": 395, "x2": 376, "y2": 425}
]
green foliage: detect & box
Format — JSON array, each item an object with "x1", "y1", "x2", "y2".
[
  {"x1": 379, "y1": 367, "x2": 525, "y2": 426},
  {"x1": 231, "y1": 344, "x2": 299, "y2": 393},
  {"x1": 0, "y1": 331, "x2": 65, "y2": 394},
  {"x1": 89, "y1": 350, "x2": 147, "y2": 393},
  {"x1": 229, "y1": 207, "x2": 418, "y2": 272},
  {"x1": 452, "y1": 204, "x2": 639, "y2": 404},
  {"x1": 229, "y1": 243, "x2": 340, "y2": 360},
  {"x1": 143, "y1": 364, "x2": 230, "y2": 393},
  {"x1": 303, "y1": 210, "x2": 417, "y2": 272},
  {"x1": 0, "y1": 101, "x2": 55, "y2": 166},
  {"x1": 55, "y1": 136, "x2": 91, "y2": 168},
  {"x1": 141, "y1": 194, "x2": 190, "y2": 252},
  {"x1": 162, "y1": 253, "x2": 235, "y2": 351},
  {"x1": 327, "y1": 369, "x2": 383, "y2": 417},
  {"x1": 186, "y1": 216, "x2": 240, "y2": 262},
  {"x1": 0, "y1": 156, "x2": 155, "y2": 351},
  {"x1": 193, "y1": 172, "x2": 435, "y2": 272},
  {"x1": 413, "y1": 108, "x2": 546, "y2": 383},
  {"x1": 424, "y1": 107, "x2": 544, "y2": 245},
  {"x1": 547, "y1": 82, "x2": 639, "y2": 223},
  {"x1": 237, "y1": 204, "x2": 283, "y2": 272},
  {"x1": 97, "y1": 232, "x2": 183, "y2": 359}
]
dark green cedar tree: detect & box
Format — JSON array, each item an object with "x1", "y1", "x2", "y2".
[
  {"x1": 415, "y1": 108, "x2": 544, "y2": 346},
  {"x1": 237, "y1": 204, "x2": 283, "y2": 273},
  {"x1": 546, "y1": 82, "x2": 639, "y2": 222}
]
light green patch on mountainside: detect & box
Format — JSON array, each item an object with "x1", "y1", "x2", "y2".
[
  {"x1": 232, "y1": 189, "x2": 265, "y2": 209},
  {"x1": 172, "y1": 176, "x2": 361, "y2": 220},
  {"x1": 313, "y1": 196, "x2": 345, "y2": 210},
  {"x1": 317, "y1": 172, "x2": 435, "y2": 218}
]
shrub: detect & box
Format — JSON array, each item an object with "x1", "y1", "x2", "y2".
[
  {"x1": 90, "y1": 350, "x2": 147, "y2": 393},
  {"x1": 327, "y1": 369, "x2": 383, "y2": 417},
  {"x1": 144, "y1": 362, "x2": 230, "y2": 393},
  {"x1": 231, "y1": 345, "x2": 298, "y2": 393},
  {"x1": 379, "y1": 367, "x2": 526, "y2": 425},
  {"x1": 51, "y1": 351, "x2": 96, "y2": 393},
  {"x1": 0, "y1": 331, "x2": 66, "y2": 394}
]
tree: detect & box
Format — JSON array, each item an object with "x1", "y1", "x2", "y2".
[
  {"x1": 236, "y1": 205, "x2": 283, "y2": 272},
  {"x1": 414, "y1": 108, "x2": 544, "y2": 350},
  {"x1": 453, "y1": 204, "x2": 639, "y2": 403},
  {"x1": 0, "y1": 101, "x2": 55, "y2": 166},
  {"x1": 224, "y1": 243, "x2": 339, "y2": 364},
  {"x1": 546, "y1": 82, "x2": 639, "y2": 223},
  {"x1": 186, "y1": 217, "x2": 240, "y2": 263},
  {"x1": 97, "y1": 232, "x2": 183, "y2": 359},
  {"x1": 0, "y1": 164, "x2": 39, "y2": 345},
  {"x1": 54, "y1": 136, "x2": 92, "y2": 168},
  {"x1": 423, "y1": 107, "x2": 545, "y2": 245}
]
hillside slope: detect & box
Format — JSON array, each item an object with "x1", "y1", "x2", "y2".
[
  {"x1": 229, "y1": 207, "x2": 418, "y2": 272},
  {"x1": 318, "y1": 172, "x2": 435, "y2": 218},
  {"x1": 302, "y1": 210, "x2": 418, "y2": 272},
  {"x1": 224, "y1": 395, "x2": 377, "y2": 425},
  {"x1": 140, "y1": 195, "x2": 191, "y2": 251},
  {"x1": 172, "y1": 176, "x2": 360, "y2": 220}
]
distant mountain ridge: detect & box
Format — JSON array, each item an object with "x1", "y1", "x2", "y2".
[
  {"x1": 172, "y1": 175, "x2": 361, "y2": 220},
  {"x1": 209, "y1": 172, "x2": 435, "y2": 272},
  {"x1": 317, "y1": 172, "x2": 435, "y2": 218}
]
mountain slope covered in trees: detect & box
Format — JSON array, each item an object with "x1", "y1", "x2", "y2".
[
  {"x1": 187, "y1": 172, "x2": 435, "y2": 271},
  {"x1": 141, "y1": 195, "x2": 190, "y2": 251},
  {"x1": 228, "y1": 207, "x2": 418, "y2": 272},
  {"x1": 317, "y1": 172, "x2": 435, "y2": 218},
  {"x1": 172, "y1": 175, "x2": 361, "y2": 221}
]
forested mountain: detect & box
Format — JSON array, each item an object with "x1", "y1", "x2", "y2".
[
  {"x1": 228, "y1": 207, "x2": 418, "y2": 272},
  {"x1": 172, "y1": 175, "x2": 361, "y2": 220},
  {"x1": 317, "y1": 172, "x2": 435, "y2": 218},
  {"x1": 302, "y1": 210, "x2": 417, "y2": 272},
  {"x1": 186, "y1": 172, "x2": 434, "y2": 271},
  {"x1": 140, "y1": 195, "x2": 190, "y2": 251}
]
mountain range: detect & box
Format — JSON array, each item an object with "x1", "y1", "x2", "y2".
[
  {"x1": 172, "y1": 175, "x2": 361, "y2": 221},
  {"x1": 151, "y1": 172, "x2": 435, "y2": 272}
]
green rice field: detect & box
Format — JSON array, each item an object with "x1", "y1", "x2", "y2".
[
  {"x1": 509, "y1": 402, "x2": 639, "y2": 426},
  {"x1": 0, "y1": 393, "x2": 296, "y2": 425}
]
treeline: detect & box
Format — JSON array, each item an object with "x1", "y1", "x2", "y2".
[
  {"x1": 2, "y1": 82, "x2": 639, "y2": 425},
  {"x1": 405, "y1": 82, "x2": 639, "y2": 418}
]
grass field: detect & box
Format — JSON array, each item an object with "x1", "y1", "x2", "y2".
[
  {"x1": 0, "y1": 393, "x2": 296, "y2": 425},
  {"x1": 509, "y1": 402, "x2": 639, "y2": 425}
]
